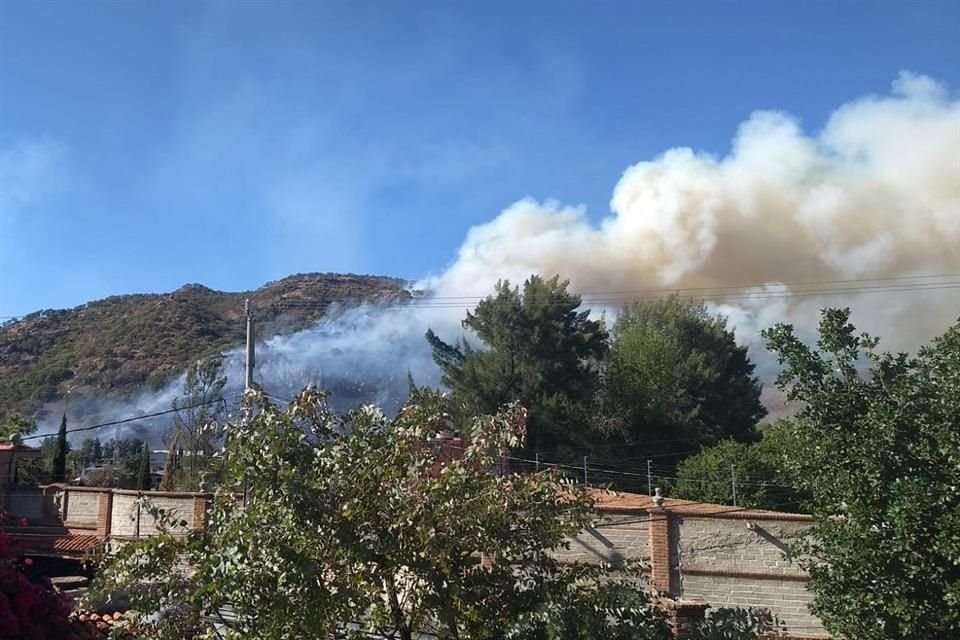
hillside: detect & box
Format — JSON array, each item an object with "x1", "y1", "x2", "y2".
[{"x1": 0, "y1": 273, "x2": 410, "y2": 420}]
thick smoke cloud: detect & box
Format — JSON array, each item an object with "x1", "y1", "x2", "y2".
[
  {"x1": 429, "y1": 71, "x2": 959, "y2": 345},
  {"x1": 44, "y1": 73, "x2": 959, "y2": 441}
]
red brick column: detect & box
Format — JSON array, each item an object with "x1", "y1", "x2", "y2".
[
  {"x1": 96, "y1": 490, "x2": 113, "y2": 537},
  {"x1": 192, "y1": 496, "x2": 210, "y2": 531},
  {"x1": 663, "y1": 599, "x2": 709, "y2": 638},
  {"x1": 648, "y1": 505, "x2": 675, "y2": 594}
]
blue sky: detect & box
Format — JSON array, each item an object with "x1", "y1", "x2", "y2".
[{"x1": 1, "y1": 0, "x2": 958, "y2": 315}]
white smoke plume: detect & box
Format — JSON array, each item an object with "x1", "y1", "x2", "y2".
[
  {"x1": 427, "y1": 71, "x2": 959, "y2": 346},
  {"x1": 40, "y1": 72, "x2": 960, "y2": 442}
]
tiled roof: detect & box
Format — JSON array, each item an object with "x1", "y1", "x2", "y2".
[
  {"x1": 0, "y1": 442, "x2": 40, "y2": 452},
  {"x1": 69, "y1": 610, "x2": 136, "y2": 640},
  {"x1": 12, "y1": 533, "x2": 104, "y2": 555}
]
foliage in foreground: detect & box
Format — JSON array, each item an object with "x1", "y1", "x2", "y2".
[
  {"x1": 89, "y1": 388, "x2": 673, "y2": 640},
  {"x1": 763, "y1": 309, "x2": 960, "y2": 640}
]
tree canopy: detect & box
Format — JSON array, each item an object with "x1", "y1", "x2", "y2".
[
  {"x1": 90, "y1": 387, "x2": 676, "y2": 640},
  {"x1": 426, "y1": 275, "x2": 608, "y2": 456},
  {"x1": 763, "y1": 308, "x2": 960, "y2": 640},
  {"x1": 671, "y1": 423, "x2": 810, "y2": 512},
  {"x1": 0, "y1": 413, "x2": 36, "y2": 444},
  {"x1": 600, "y1": 295, "x2": 766, "y2": 459}
]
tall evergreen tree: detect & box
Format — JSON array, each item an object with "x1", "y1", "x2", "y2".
[
  {"x1": 426, "y1": 275, "x2": 608, "y2": 456},
  {"x1": 51, "y1": 413, "x2": 69, "y2": 483},
  {"x1": 599, "y1": 295, "x2": 766, "y2": 460},
  {"x1": 137, "y1": 443, "x2": 151, "y2": 491}
]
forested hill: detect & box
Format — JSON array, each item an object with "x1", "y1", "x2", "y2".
[{"x1": 0, "y1": 273, "x2": 409, "y2": 418}]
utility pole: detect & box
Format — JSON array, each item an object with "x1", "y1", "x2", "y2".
[
  {"x1": 647, "y1": 459, "x2": 653, "y2": 497},
  {"x1": 241, "y1": 298, "x2": 255, "y2": 510},
  {"x1": 244, "y1": 299, "x2": 256, "y2": 391},
  {"x1": 583, "y1": 456, "x2": 588, "y2": 486},
  {"x1": 731, "y1": 464, "x2": 738, "y2": 506}
]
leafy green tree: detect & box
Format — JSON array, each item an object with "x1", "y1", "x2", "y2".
[
  {"x1": 600, "y1": 295, "x2": 765, "y2": 459},
  {"x1": 426, "y1": 275, "x2": 608, "y2": 456},
  {"x1": 671, "y1": 423, "x2": 810, "y2": 511},
  {"x1": 0, "y1": 413, "x2": 36, "y2": 444},
  {"x1": 763, "y1": 308, "x2": 960, "y2": 639},
  {"x1": 90, "y1": 387, "x2": 676, "y2": 640},
  {"x1": 51, "y1": 413, "x2": 68, "y2": 483},
  {"x1": 169, "y1": 356, "x2": 227, "y2": 489}
]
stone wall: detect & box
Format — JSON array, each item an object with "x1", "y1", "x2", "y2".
[
  {"x1": 552, "y1": 512, "x2": 650, "y2": 566},
  {"x1": 675, "y1": 517, "x2": 821, "y2": 634},
  {"x1": 3, "y1": 485, "x2": 209, "y2": 539},
  {"x1": 63, "y1": 490, "x2": 101, "y2": 525},
  {"x1": 109, "y1": 491, "x2": 198, "y2": 538},
  {"x1": 574, "y1": 495, "x2": 829, "y2": 638}
]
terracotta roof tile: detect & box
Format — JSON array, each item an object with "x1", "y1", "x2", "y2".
[
  {"x1": 589, "y1": 489, "x2": 813, "y2": 521},
  {"x1": 12, "y1": 533, "x2": 104, "y2": 555}
]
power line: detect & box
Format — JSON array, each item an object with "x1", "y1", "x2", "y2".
[
  {"x1": 18, "y1": 397, "x2": 235, "y2": 443},
  {"x1": 2, "y1": 272, "x2": 957, "y2": 320},
  {"x1": 272, "y1": 274, "x2": 960, "y2": 308},
  {"x1": 273, "y1": 283, "x2": 960, "y2": 313}
]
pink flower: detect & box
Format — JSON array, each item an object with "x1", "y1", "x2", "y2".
[
  {"x1": 23, "y1": 558, "x2": 33, "y2": 566},
  {"x1": 17, "y1": 517, "x2": 28, "y2": 527}
]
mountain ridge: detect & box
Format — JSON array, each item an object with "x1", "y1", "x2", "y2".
[{"x1": 0, "y1": 273, "x2": 410, "y2": 421}]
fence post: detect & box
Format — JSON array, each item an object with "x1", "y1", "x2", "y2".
[{"x1": 731, "y1": 464, "x2": 738, "y2": 506}]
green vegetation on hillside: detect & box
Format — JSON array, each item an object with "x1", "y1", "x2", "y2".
[{"x1": 0, "y1": 273, "x2": 408, "y2": 420}]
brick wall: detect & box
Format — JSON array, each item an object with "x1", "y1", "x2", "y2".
[
  {"x1": 109, "y1": 491, "x2": 199, "y2": 538},
  {"x1": 674, "y1": 516, "x2": 822, "y2": 633},
  {"x1": 677, "y1": 517, "x2": 809, "y2": 579},
  {"x1": 559, "y1": 497, "x2": 830, "y2": 639},
  {"x1": 63, "y1": 490, "x2": 101, "y2": 525},
  {"x1": 552, "y1": 512, "x2": 650, "y2": 566},
  {"x1": 6, "y1": 488, "x2": 43, "y2": 521}
]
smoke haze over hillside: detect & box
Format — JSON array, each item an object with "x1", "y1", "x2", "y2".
[{"x1": 40, "y1": 72, "x2": 960, "y2": 441}]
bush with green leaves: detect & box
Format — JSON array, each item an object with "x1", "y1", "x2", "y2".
[
  {"x1": 89, "y1": 388, "x2": 676, "y2": 639},
  {"x1": 89, "y1": 386, "x2": 793, "y2": 639},
  {"x1": 763, "y1": 308, "x2": 960, "y2": 639},
  {"x1": 671, "y1": 424, "x2": 810, "y2": 512}
]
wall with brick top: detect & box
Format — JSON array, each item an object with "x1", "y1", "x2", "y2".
[
  {"x1": 109, "y1": 492, "x2": 198, "y2": 538},
  {"x1": 676, "y1": 517, "x2": 809, "y2": 578},
  {"x1": 674, "y1": 516, "x2": 824, "y2": 636},
  {"x1": 682, "y1": 573, "x2": 821, "y2": 635},
  {"x1": 64, "y1": 490, "x2": 100, "y2": 525},
  {"x1": 551, "y1": 513, "x2": 650, "y2": 566}
]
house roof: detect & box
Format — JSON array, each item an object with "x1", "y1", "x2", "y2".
[
  {"x1": 10, "y1": 533, "x2": 104, "y2": 556},
  {"x1": 0, "y1": 442, "x2": 41, "y2": 453}
]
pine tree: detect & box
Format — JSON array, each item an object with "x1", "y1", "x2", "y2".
[
  {"x1": 51, "y1": 413, "x2": 68, "y2": 483},
  {"x1": 426, "y1": 275, "x2": 608, "y2": 457},
  {"x1": 137, "y1": 443, "x2": 151, "y2": 491}
]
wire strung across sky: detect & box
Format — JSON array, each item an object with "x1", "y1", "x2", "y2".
[
  {"x1": 16, "y1": 395, "x2": 239, "y2": 443},
  {"x1": 1, "y1": 273, "x2": 957, "y2": 320},
  {"x1": 271, "y1": 273, "x2": 960, "y2": 311}
]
